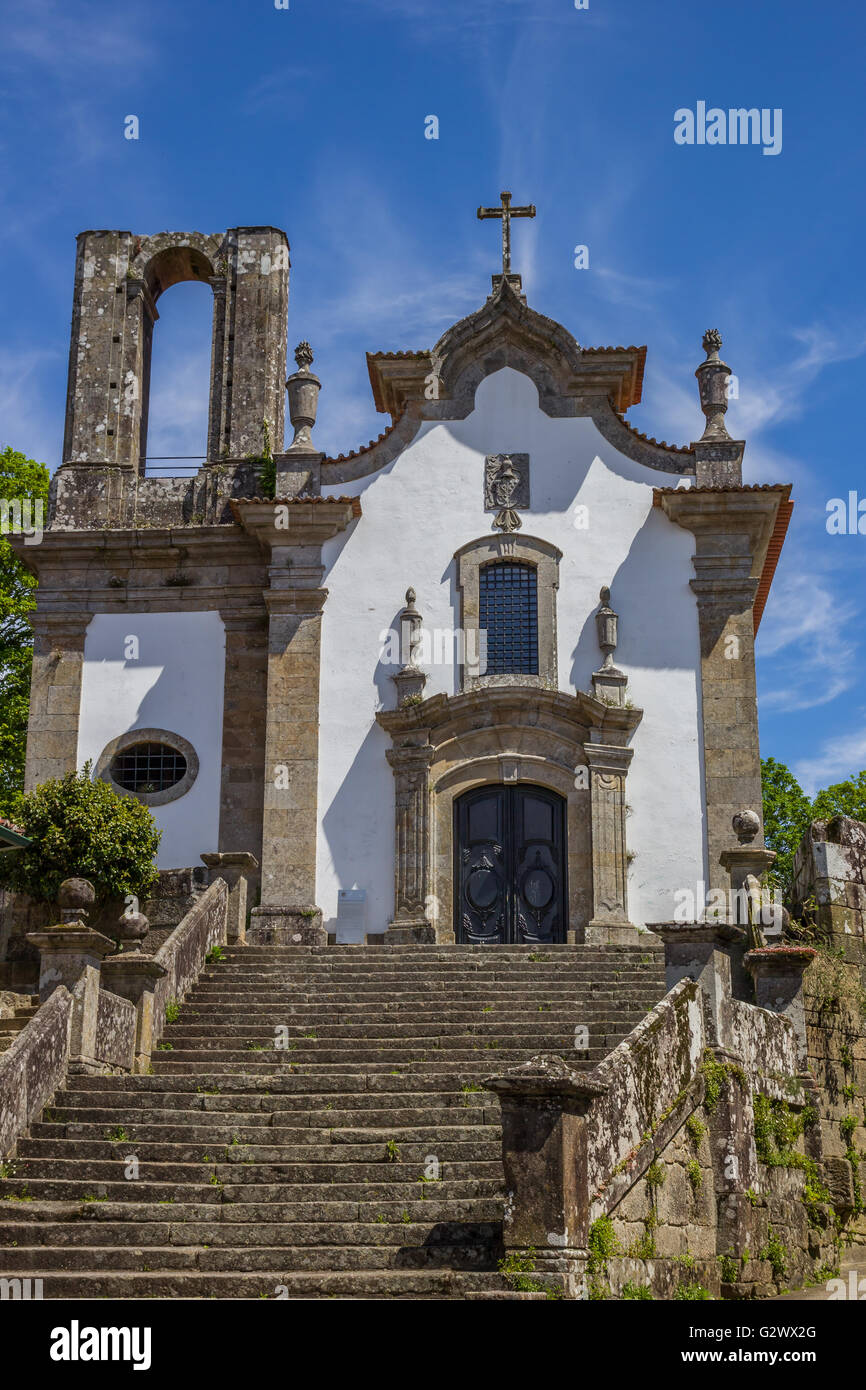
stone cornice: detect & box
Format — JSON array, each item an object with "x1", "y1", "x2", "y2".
[
  {"x1": 377, "y1": 685, "x2": 642, "y2": 747},
  {"x1": 8, "y1": 526, "x2": 262, "y2": 577},
  {"x1": 653, "y1": 485, "x2": 791, "y2": 623},
  {"x1": 229, "y1": 497, "x2": 360, "y2": 551}
]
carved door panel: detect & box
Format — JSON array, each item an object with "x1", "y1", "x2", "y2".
[{"x1": 455, "y1": 785, "x2": 566, "y2": 944}]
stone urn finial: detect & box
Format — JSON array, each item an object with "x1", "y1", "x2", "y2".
[
  {"x1": 57, "y1": 877, "x2": 96, "y2": 925},
  {"x1": 732, "y1": 809, "x2": 761, "y2": 845},
  {"x1": 286, "y1": 341, "x2": 321, "y2": 452},
  {"x1": 695, "y1": 328, "x2": 733, "y2": 442},
  {"x1": 595, "y1": 587, "x2": 619, "y2": 672},
  {"x1": 116, "y1": 907, "x2": 150, "y2": 953}
]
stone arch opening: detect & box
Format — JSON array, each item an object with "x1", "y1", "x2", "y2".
[{"x1": 135, "y1": 241, "x2": 219, "y2": 475}]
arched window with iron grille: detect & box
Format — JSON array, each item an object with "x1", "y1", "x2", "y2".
[{"x1": 478, "y1": 560, "x2": 539, "y2": 675}]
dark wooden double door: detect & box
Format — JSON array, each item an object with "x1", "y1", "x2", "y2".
[{"x1": 454, "y1": 785, "x2": 567, "y2": 945}]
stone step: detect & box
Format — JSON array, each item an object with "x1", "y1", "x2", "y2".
[
  {"x1": 8, "y1": 1155, "x2": 504, "y2": 1181},
  {"x1": 0, "y1": 1268, "x2": 545, "y2": 1299},
  {"x1": 21, "y1": 1125, "x2": 500, "y2": 1154},
  {"x1": 2, "y1": 1242, "x2": 502, "y2": 1273},
  {"x1": 0, "y1": 1177, "x2": 501, "y2": 1203},
  {"x1": 146, "y1": 1056, "x2": 603, "y2": 1074},
  {"x1": 159, "y1": 1022, "x2": 638, "y2": 1041},
  {"x1": 52, "y1": 1073, "x2": 532, "y2": 1094},
  {"x1": 0, "y1": 1197, "x2": 503, "y2": 1225},
  {"x1": 44, "y1": 1102, "x2": 493, "y2": 1128},
  {"x1": 149, "y1": 1046, "x2": 616, "y2": 1065},
  {"x1": 0, "y1": 1217, "x2": 501, "y2": 1249}
]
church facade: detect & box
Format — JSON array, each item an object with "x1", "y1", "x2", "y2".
[{"x1": 19, "y1": 216, "x2": 792, "y2": 947}]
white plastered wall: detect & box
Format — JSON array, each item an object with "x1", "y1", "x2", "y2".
[
  {"x1": 318, "y1": 367, "x2": 707, "y2": 937},
  {"x1": 76, "y1": 611, "x2": 226, "y2": 868}
]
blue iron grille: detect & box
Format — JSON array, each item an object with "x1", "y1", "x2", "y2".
[{"x1": 478, "y1": 561, "x2": 539, "y2": 675}]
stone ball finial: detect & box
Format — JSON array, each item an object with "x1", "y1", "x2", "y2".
[
  {"x1": 57, "y1": 877, "x2": 96, "y2": 924},
  {"x1": 732, "y1": 809, "x2": 761, "y2": 844},
  {"x1": 599, "y1": 586, "x2": 611, "y2": 606},
  {"x1": 702, "y1": 328, "x2": 723, "y2": 359},
  {"x1": 116, "y1": 909, "x2": 150, "y2": 952},
  {"x1": 294, "y1": 341, "x2": 314, "y2": 372}
]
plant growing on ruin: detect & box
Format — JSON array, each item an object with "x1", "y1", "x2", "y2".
[
  {"x1": 0, "y1": 763, "x2": 160, "y2": 906},
  {"x1": 675, "y1": 1282, "x2": 711, "y2": 1300},
  {"x1": 0, "y1": 446, "x2": 50, "y2": 815}
]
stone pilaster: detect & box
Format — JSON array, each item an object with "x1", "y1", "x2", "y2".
[
  {"x1": 655, "y1": 487, "x2": 789, "y2": 891},
  {"x1": 585, "y1": 742, "x2": 634, "y2": 942},
  {"x1": 217, "y1": 612, "x2": 268, "y2": 867},
  {"x1": 385, "y1": 742, "x2": 436, "y2": 943},
  {"x1": 201, "y1": 852, "x2": 259, "y2": 944},
  {"x1": 24, "y1": 613, "x2": 89, "y2": 789},
  {"x1": 231, "y1": 498, "x2": 359, "y2": 947}
]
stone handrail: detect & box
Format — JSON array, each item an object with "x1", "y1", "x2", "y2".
[
  {"x1": 0, "y1": 986, "x2": 72, "y2": 1160},
  {"x1": 586, "y1": 978, "x2": 705, "y2": 1217},
  {"x1": 152, "y1": 877, "x2": 229, "y2": 1044}
]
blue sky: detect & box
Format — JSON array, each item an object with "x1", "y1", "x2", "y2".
[{"x1": 1, "y1": 0, "x2": 864, "y2": 793}]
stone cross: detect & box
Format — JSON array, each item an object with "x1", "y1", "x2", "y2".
[{"x1": 477, "y1": 191, "x2": 536, "y2": 276}]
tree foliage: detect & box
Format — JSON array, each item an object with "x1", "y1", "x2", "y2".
[
  {"x1": 762, "y1": 756, "x2": 866, "y2": 899},
  {"x1": 0, "y1": 446, "x2": 49, "y2": 815},
  {"x1": 0, "y1": 764, "x2": 161, "y2": 905}
]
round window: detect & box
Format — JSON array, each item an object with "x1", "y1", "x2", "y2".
[{"x1": 109, "y1": 742, "x2": 188, "y2": 795}]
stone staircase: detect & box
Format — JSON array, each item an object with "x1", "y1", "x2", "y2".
[
  {"x1": 0, "y1": 942, "x2": 665, "y2": 1299},
  {"x1": 0, "y1": 994, "x2": 39, "y2": 1054}
]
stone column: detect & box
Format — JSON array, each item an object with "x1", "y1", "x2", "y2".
[
  {"x1": 100, "y1": 955, "x2": 167, "y2": 1074},
  {"x1": 486, "y1": 1054, "x2": 609, "y2": 1296},
  {"x1": 26, "y1": 926, "x2": 116, "y2": 1073},
  {"x1": 385, "y1": 743, "x2": 436, "y2": 944},
  {"x1": 201, "y1": 852, "x2": 259, "y2": 943},
  {"x1": 651, "y1": 921, "x2": 745, "y2": 1050},
  {"x1": 24, "y1": 613, "x2": 89, "y2": 790},
  {"x1": 585, "y1": 742, "x2": 634, "y2": 943},
  {"x1": 656, "y1": 487, "x2": 789, "y2": 892}
]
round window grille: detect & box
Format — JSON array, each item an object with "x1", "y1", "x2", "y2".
[{"x1": 109, "y1": 742, "x2": 188, "y2": 795}]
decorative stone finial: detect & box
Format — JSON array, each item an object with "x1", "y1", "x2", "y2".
[
  {"x1": 595, "y1": 587, "x2": 618, "y2": 672},
  {"x1": 702, "y1": 328, "x2": 723, "y2": 360},
  {"x1": 732, "y1": 809, "x2": 761, "y2": 845},
  {"x1": 57, "y1": 877, "x2": 96, "y2": 925},
  {"x1": 294, "y1": 341, "x2": 314, "y2": 372},
  {"x1": 590, "y1": 586, "x2": 627, "y2": 707},
  {"x1": 695, "y1": 328, "x2": 733, "y2": 443},
  {"x1": 286, "y1": 342, "x2": 321, "y2": 452},
  {"x1": 116, "y1": 908, "x2": 150, "y2": 952},
  {"x1": 391, "y1": 586, "x2": 427, "y2": 707}
]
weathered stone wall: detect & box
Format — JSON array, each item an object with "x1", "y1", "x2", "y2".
[
  {"x1": 0, "y1": 986, "x2": 71, "y2": 1159},
  {"x1": 94, "y1": 989, "x2": 136, "y2": 1071},
  {"x1": 791, "y1": 817, "x2": 866, "y2": 1245},
  {"x1": 152, "y1": 877, "x2": 228, "y2": 1043}
]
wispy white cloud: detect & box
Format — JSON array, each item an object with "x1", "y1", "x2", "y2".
[
  {"x1": 2, "y1": 0, "x2": 152, "y2": 80},
  {"x1": 757, "y1": 568, "x2": 859, "y2": 713},
  {"x1": 793, "y1": 725, "x2": 866, "y2": 796}
]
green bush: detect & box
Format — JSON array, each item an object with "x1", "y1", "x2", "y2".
[{"x1": 0, "y1": 764, "x2": 161, "y2": 905}]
